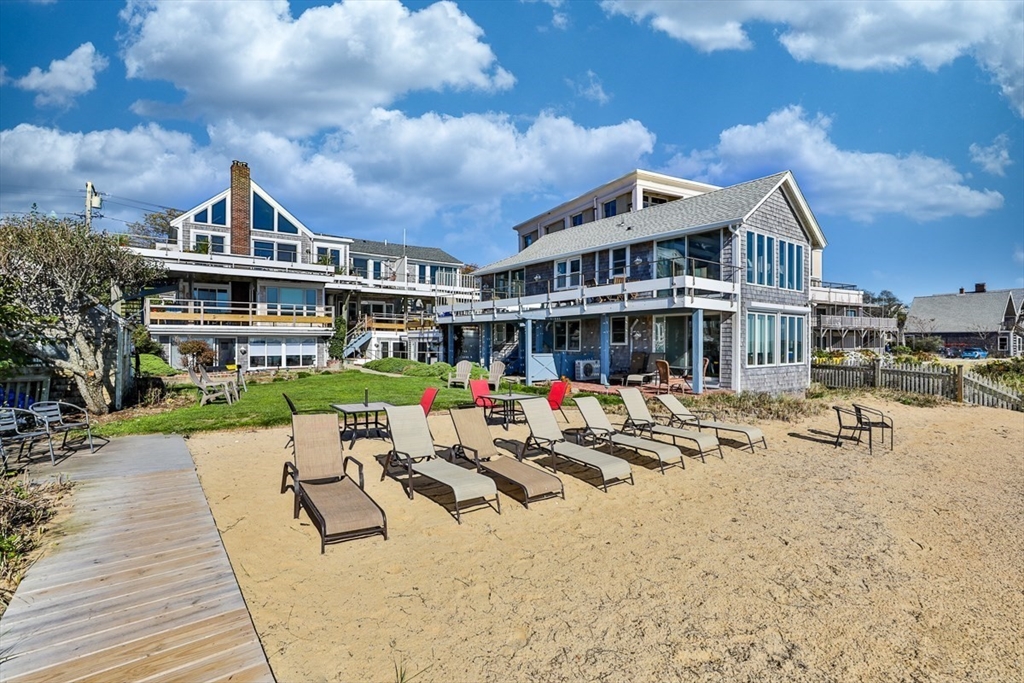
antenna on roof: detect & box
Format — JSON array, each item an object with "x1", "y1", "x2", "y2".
[{"x1": 403, "y1": 228, "x2": 407, "y2": 256}]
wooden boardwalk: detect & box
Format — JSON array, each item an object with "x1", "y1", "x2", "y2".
[{"x1": 0, "y1": 435, "x2": 274, "y2": 682}]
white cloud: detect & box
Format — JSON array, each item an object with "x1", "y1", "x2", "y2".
[
  {"x1": 1013, "y1": 245, "x2": 1024, "y2": 264},
  {"x1": 0, "y1": 112, "x2": 654, "y2": 246},
  {"x1": 601, "y1": 0, "x2": 1024, "y2": 116},
  {"x1": 566, "y1": 70, "x2": 610, "y2": 105},
  {"x1": 970, "y1": 134, "x2": 1013, "y2": 176},
  {"x1": 12, "y1": 42, "x2": 108, "y2": 107},
  {"x1": 119, "y1": 0, "x2": 515, "y2": 136},
  {"x1": 664, "y1": 105, "x2": 1003, "y2": 222}
]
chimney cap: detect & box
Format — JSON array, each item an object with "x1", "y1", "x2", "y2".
[{"x1": 231, "y1": 160, "x2": 249, "y2": 168}]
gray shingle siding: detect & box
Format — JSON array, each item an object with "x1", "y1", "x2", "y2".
[{"x1": 739, "y1": 189, "x2": 812, "y2": 395}]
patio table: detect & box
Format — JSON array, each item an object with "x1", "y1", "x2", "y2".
[
  {"x1": 331, "y1": 402, "x2": 393, "y2": 449},
  {"x1": 482, "y1": 393, "x2": 536, "y2": 430}
]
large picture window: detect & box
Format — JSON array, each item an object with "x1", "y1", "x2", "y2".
[
  {"x1": 779, "y1": 315, "x2": 805, "y2": 364},
  {"x1": 253, "y1": 239, "x2": 298, "y2": 263},
  {"x1": 747, "y1": 312, "x2": 805, "y2": 366},
  {"x1": 553, "y1": 320, "x2": 581, "y2": 351},
  {"x1": 249, "y1": 337, "x2": 316, "y2": 368},
  {"x1": 777, "y1": 240, "x2": 804, "y2": 290},
  {"x1": 266, "y1": 286, "x2": 318, "y2": 315},
  {"x1": 554, "y1": 257, "x2": 581, "y2": 289}
]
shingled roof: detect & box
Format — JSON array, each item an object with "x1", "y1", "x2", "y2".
[
  {"x1": 346, "y1": 238, "x2": 462, "y2": 265},
  {"x1": 906, "y1": 289, "x2": 1018, "y2": 334},
  {"x1": 475, "y1": 171, "x2": 822, "y2": 276}
]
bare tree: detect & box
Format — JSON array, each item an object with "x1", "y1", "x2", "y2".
[
  {"x1": 0, "y1": 212, "x2": 164, "y2": 414},
  {"x1": 127, "y1": 208, "x2": 182, "y2": 245}
]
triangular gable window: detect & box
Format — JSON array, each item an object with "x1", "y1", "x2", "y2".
[
  {"x1": 192, "y1": 198, "x2": 226, "y2": 225},
  {"x1": 253, "y1": 192, "x2": 274, "y2": 231}
]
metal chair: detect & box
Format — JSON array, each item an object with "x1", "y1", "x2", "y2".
[
  {"x1": 853, "y1": 404, "x2": 894, "y2": 453},
  {"x1": 2, "y1": 407, "x2": 56, "y2": 468},
  {"x1": 30, "y1": 401, "x2": 93, "y2": 459}
]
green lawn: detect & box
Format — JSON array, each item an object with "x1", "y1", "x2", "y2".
[{"x1": 98, "y1": 370, "x2": 473, "y2": 437}]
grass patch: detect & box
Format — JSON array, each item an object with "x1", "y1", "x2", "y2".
[
  {"x1": 138, "y1": 353, "x2": 180, "y2": 377},
  {"x1": 97, "y1": 370, "x2": 474, "y2": 437},
  {"x1": 1, "y1": 474, "x2": 74, "y2": 616}
]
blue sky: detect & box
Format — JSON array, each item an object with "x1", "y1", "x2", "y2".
[{"x1": 1, "y1": 0, "x2": 1022, "y2": 302}]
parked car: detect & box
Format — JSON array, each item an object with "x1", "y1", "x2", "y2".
[{"x1": 960, "y1": 347, "x2": 989, "y2": 359}]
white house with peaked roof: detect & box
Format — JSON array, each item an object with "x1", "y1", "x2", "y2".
[
  {"x1": 131, "y1": 161, "x2": 476, "y2": 369},
  {"x1": 438, "y1": 170, "x2": 828, "y2": 395}
]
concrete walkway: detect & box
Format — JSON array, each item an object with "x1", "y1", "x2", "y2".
[{"x1": 0, "y1": 435, "x2": 274, "y2": 683}]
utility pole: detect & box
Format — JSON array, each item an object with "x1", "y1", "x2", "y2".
[{"x1": 85, "y1": 181, "x2": 102, "y2": 229}]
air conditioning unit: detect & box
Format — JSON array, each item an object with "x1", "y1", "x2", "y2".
[{"x1": 575, "y1": 359, "x2": 601, "y2": 381}]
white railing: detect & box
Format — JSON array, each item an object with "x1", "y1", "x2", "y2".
[
  {"x1": 817, "y1": 315, "x2": 898, "y2": 331},
  {"x1": 146, "y1": 299, "x2": 334, "y2": 329}
]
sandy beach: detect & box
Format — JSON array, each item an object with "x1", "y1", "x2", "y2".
[{"x1": 188, "y1": 399, "x2": 1024, "y2": 682}]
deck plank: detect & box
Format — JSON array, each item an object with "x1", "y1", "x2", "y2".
[{"x1": 0, "y1": 435, "x2": 274, "y2": 683}]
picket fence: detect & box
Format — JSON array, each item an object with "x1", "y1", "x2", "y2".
[{"x1": 811, "y1": 360, "x2": 1022, "y2": 411}]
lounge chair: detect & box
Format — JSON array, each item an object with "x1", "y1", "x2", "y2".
[
  {"x1": 618, "y1": 388, "x2": 722, "y2": 462},
  {"x1": 519, "y1": 397, "x2": 633, "y2": 491},
  {"x1": 188, "y1": 366, "x2": 232, "y2": 406},
  {"x1": 200, "y1": 364, "x2": 239, "y2": 402},
  {"x1": 448, "y1": 360, "x2": 473, "y2": 389},
  {"x1": 382, "y1": 404, "x2": 500, "y2": 523},
  {"x1": 487, "y1": 360, "x2": 506, "y2": 391},
  {"x1": 1, "y1": 407, "x2": 55, "y2": 469},
  {"x1": 574, "y1": 396, "x2": 685, "y2": 474},
  {"x1": 622, "y1": 352, "x2": 652, "y2": 386},
  {"x1": 30, "y1": 401, "x2": 95, "y2": 457},
  {"x1": 852, "y1": 403, "x2": 894, "y2": 453},
  {"x1": 449, "y1": 405, "x2": 564, "y2": 508},
  {"x1": 280, "y1": 414, "x2": 386, "y2": 552},
  {"x1": 654, "y1": 394, "x2": 767, "y2": 452},
  {"x1": 655, "y1": 359, "x2": 687, "y2": 394},
  {"x1": 420, "y1": 386, "x2": 439, "y2": 415}
]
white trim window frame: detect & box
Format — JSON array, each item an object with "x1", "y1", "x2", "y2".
[
  {"x1": 252, "y1": 238, "x2": 299, "y2": 263},
  {"x1": 746, "y1": 312, "x2": 776, "y2": 366},
  {"x1": 192, "y1": 232, "x2": 228, "y2": 254},
  {"x1": 554, "y1": 257, "x2": 582, "y2": 290},
  {"x1": 248, "y1": 337, "x2": 317, "y2": 368},
  {"x1": 192, "y1": 196, "x2": 229, "y2": 227},
  {"x1": 779, "y1": 314, "x2": 806, "y2": 364},
  {"x1": 608, "y1": 245, "x2": 630, "y2": 280},
  {"x1": 745, "y1": 230, "x2": 776, "y2": 287},
  {"x1": 553, "y1": 320, "x2": 581, "y2": 351},
  {"x1": 611, "y1": 316, "x2": 627, "y2": 345},
  {"x1": 777, "y1": 239, "x2": 805, "y2": 291}
]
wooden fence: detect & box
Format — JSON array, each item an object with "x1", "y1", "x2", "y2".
[{"x1": 811, "y1": 361, "x2": 1022, "y2": 411}]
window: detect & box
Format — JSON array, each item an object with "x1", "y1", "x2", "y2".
[
  {"x1": 193, "y1": 286, "x2": 228, "y2": 313},
  {"x1": 523, "y1": 233, "x2": 534, "y2": 248},
  {"x1": 777, "y1": 240, "x2": 804, "y2": 290},
  {"x1": 254, "y1": 240, "x2": 274, "y2": 260},
  {"x1": 352, "y1": 257, "x2": 368, "y2": 277},
  {"x1": 253, "y1": 239, "x2": 297, "y2": 262},
  {"x1": 194, "y1": 208, "x2": 208, "y2": 223},
  {"x1": 611, "y1": 317, "x2": 627, "y2": 345},
  {"x1": 253, "y1": 192, "x2": 274, "y2": 231},
  {"x1": 278, "y1": 213, "x2": 298, "y2": 234},
  {"x1": 609, "y1": 246, "x2": 628, "y2": 279},
  {"x1": 747, "y1": 313, "x2": 805, "y2": 366},
  {"x1": 373, "y1": 261, "x2": 382, "y2": 280},
  {"x1": 998, "y1": 337, "x2": 1008, "y2": 351},
  {"x1": 317, "y1": 247, "x2": 341, "y2": 267},
  {"x1": 249, "y1": 337, "x2": 316, "y2": 368},
  {"x1": 266, "y1": 287, "x2": 318, "y2": 315},
  {"x1": 210, "y1": 199, "x2": 226, "y2": 226},
  {"x1": 494, "y1": 323, "x2": 507, "y2": 345},
  {"x1": 554, "y1": 257, "x2": 581, "y2": 289},
  {"x1": 571, "y1": 213, "x2": 584, "y2": 227},
  {"x1": 603, "y1": 200, "x2": 617, "y2": 218},
  {"x1": 277, "y1": 243, "x2": 297, "y2": 263},
  {"x1": 193, "y1": 233, "x2": 225, "y2": 254},
  {"x1": 553, "y1": 320, "x2": 581, "y2": 351}
]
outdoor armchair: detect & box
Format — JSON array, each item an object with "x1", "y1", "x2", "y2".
[
  {"x1": 575, "y1": 396, "x2": 685, "y2": 474},
  {"x1": 1, "y1": 407, "x2": 55, "y2": 469},
  {"x1": 449, "y1": 405, "x2": 564, "y2": 508},
  {"x1": 520, "y1": 397, "x2": 633, "y2": 491},
  {"x1": 383, "y1": 404, "x2": 500, "y2": 523},
  {"x1": 546, "y1": 379, "x2": 570, "y2": 422},
  {"x1": 487, "y1": 360, "x2": 506, "y2": 392},
  {"x1": 188, "y1": 366, "x2": 232, "y2": 406},
  {"x1": 420, "y1": 386, "x2": 439, "y2": 416},
  {"x1": 852, "y1": 403, "x2": 894, "y2": 453},
  {"x1": 447, "y1": 360, "x2": 473, "y2": 389},
  {"x1": 200, "y1": 364, "x2": 239, "y2": 403},
  {"x1": 30, "y1": 401, "x2": 95, "y2": 458},
  {"x1": 618, "y1": 388, "x2": 721, "y2": 462},
  {"x1": 654, "y1": 393, "x2": 767, "y2": 453},
  {"x1": 655, "y1": 360, "x2": 687, "y2": 394},
  {"x1": 281, "y1": 413, "x2": 387, "y2": 552}
]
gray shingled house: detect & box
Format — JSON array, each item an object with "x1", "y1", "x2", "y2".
[
  {"x1": 905, "y1": 285, "x2": 1024, "y2": 357},
  {"x1": 436, "y1": 171, "x2": 827, "y2": 395}
]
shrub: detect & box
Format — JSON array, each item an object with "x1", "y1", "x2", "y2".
[
  {"x1": 177, "y1": 339, "x2": 214, "y2": 370},
  {"x1": 890, "y1": 345, "x2": 912, "y2": 355},
  {"x1": 908, "y1": 336, "x2": 943, "y2": 353},
  {"x1": 138, "y1": 353, "x2": 179, "y2": 377},
  {"x1": 365, "y1": 358, "x2": 417, "y2": 374},
  {"x1": 132, "y1": 325, "x2": 163, "y2": 356},
  {"x1": 328, "y1": 317, "x2": 347, "y2": 360},
  {"x1": 296, "y1": 371, "x2": 311, "y2": 379}
]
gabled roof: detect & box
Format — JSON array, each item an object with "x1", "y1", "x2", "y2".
[
  {"x1": 476, "y1": 171, "x2": 825, "y2": 276},
  {"x1": 906, "y1": 290, "x2": 1017, "y2": 334},
  {"x1": 347, "y1": 238, "x2": 462, "y2": 265}
]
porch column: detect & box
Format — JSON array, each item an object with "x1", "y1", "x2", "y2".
[
  {"x1": 599, "y1": 314, "x2": 611, "y2": 386},
  {"x1": 691, "y1": 309, "x2": 704, "y2": 394},
  {"x1": 446, "y1": 324, "x2": 455, "y2": 364},
  {"x1": 482, "y1": 322, "x2": 492, "y2": 367},
  {"x1": 524, "y1": 319, "x2": 534, "y2": 386}
]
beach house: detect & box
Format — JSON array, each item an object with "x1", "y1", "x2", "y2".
[
  {"x1": 810, "y1": 280, "x2": 899, "y2": 352},
  {"x1": 437, "y1": 170, "x2": 827, "y2": 395},
  {"x1": 905, "y1": 285, "x2": 1024, "y2": 357},
  {"x1": 131, "y1": 161, "x2": 476, "y2": 370}
]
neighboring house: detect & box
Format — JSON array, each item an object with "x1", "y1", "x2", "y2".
[
  {"x1": 905, "y1": 284, "x2": 1024, "y2": 356},
  {"x1": 810, "y1": 279, "x2": 898, "y2": 351},
  {"x1": 438, "y1": 170, "x2": 827, "y2": 395},
  {"x1": 131, "y1": 161, "x2": 475, "y2": 370}
]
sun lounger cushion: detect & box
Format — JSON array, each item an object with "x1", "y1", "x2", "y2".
[
  {"x1": 302, "y1": 478, "x2": 386, "y2": 539},
  {"x1": 479, "y1": 457, "x2": 562, "y2": 500},
  {"x1": 698, "y1": 420, "x2": 764, "y2": 443},
  {"x1": 608, "y1": 433, "x2": 680, "y2": 461},
  {"x1": 412, "y1": 458, "x2": 497, "y2": 502},
  {"x1": 552, "y1": 440, "x2": 632, "y2": 482}
]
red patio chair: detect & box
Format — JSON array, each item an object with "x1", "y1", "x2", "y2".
[
  {"x1": 469, "y1": 379, "x2": 496, "y2": 419},
  {"x1": 420, "y1": 386, "x2": 439, "y2": 416},
  {"x1": 547, "y1": 379, "x2": 569, "y2": 422}
]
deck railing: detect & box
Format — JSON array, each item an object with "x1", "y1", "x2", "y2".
[
  {"x1": 816, "y1": 315, "x2": 898, "y2": 331},
  {"x1": 146, "y1": 299, "x2": 334, "y2": 329}
]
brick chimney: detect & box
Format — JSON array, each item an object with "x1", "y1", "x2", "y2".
[
  {"x1": 974, "y1": 282, "x2": 986, "y2": 293},
  {"x1": 230, "y1": 160, "x2": 250, "y2": 255},
  {"x1": 959, "y1": 287, "x2": 965, "y2": 294}
]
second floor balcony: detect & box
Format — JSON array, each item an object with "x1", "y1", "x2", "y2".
[
  {"x1": 815, "y1": 314, "x2": 898, "y2": 332},
  {"x1": 146, "y1": 299, "x2": 334, "y2": 332}
]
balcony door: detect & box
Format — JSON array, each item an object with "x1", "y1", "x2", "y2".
[{"x1": 193, "y1": 285, "x2": 228, "y2": 314}]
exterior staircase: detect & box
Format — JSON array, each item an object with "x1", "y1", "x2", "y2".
[{"x1": 342, "y1": 318, "x2": 372, "y2": 358}]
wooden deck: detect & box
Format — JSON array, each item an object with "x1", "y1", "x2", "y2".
[{"x1": 0, "y1": 435, "x2": 274, "y2": 683}]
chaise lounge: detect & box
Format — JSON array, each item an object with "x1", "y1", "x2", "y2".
[
  {"x1": 654, "y1": 393, "x2": 767, "y2": 452},
  {"x1": 280, "y1": 413, "x2": 387, "y2": 552},
  {"x1": 574, "y1": 396, "x2": 686, "y2": 474},
  {"x1": 619, "y1": 387, "x2": 722, "y2": 462}
]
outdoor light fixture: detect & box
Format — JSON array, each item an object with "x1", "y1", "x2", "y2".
[
  {"x1": 534, "y1": 274, "x2": 542, "y2": 281},
  {"x1": 633, "y1": 257, "x2": 643, "y2": 266}
]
